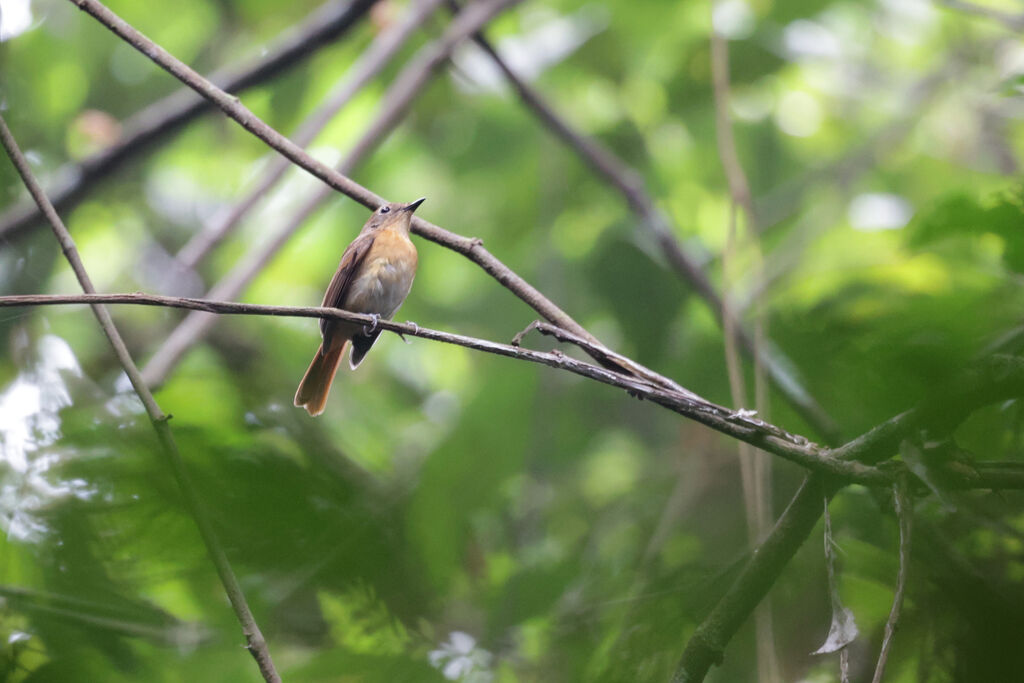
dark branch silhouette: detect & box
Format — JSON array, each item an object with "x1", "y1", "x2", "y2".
[{"x1": 6, "y1": 293, "x2": 1024, "y2": 497}]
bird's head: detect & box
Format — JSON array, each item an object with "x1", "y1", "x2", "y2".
[{"x1": 362, "y1": 197, "x2": 425, "y2": 234}]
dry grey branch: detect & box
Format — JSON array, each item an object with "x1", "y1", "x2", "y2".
[
  {"x1": 0, "y1": 0, "x2": 375, "y2": 241},
  {"x1": 9, "y1": 293, "x2": 1024, "y2": 496},
  {"x1": 511, "y1": 319, "x2": 702, "y2": 400},
  {"x1": 0, "y1": 118, "x2": 281, "y2": 683},
  {"x1": 0, "y1": 292, "x2": 882, "y2": 482}
]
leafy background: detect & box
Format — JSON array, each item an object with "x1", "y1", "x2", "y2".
[{"x1": 2, "y1": 0, "x2": 1024, "y2": 681}]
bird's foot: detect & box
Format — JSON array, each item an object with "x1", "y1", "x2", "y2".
[
  {"x1": 363, "y1": 313, "x2": 380, "y2": 336},
  {"x1": 399, "y1": 321, "x2": 419, "y2": 344}
]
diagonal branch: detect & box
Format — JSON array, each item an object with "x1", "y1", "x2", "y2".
[
  {"x1": 8, "y1": 292, "x2": 859, "y2": 477},
  {"x1": 0, "y1": 118, "x2": 281, "y2": 683},
  {"x1": 512, "y1": 319, "x2": 701, "y2": 400},
  {"x1": 457, "y1": 16, "x2": 839, "y2": 443},
  {"x1": 139, "y1": 0, "x2": 520, "y2": 389},
  {"x1": 0, "y1": 292, "x2": 878, "y2": 481},
  {"x1": 175, "y1": 0, "x2": 445, "y2": 271},
  {"x1": 11, "y1": 292, "x2": 1024, "y2": 495},
  {"x1": 0, "y1": 0, "x2": 376, "y2": 242}
]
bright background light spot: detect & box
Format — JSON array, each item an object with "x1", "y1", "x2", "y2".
[
  {"x1": 774, "y1": 91, "x2": 822, "y2": 137},
  {"x1": 712, "y1": 0, "x2": 755, "y2": 40},
  {"x1": 848, "y1": 193, "x2": 914, "y2": 231},
  {"x1": 0, "y1": 0, "x2": 33, "y2": 42},
  {"x1": 784, "y1": 19, "x2": 842, "y2": 60}
]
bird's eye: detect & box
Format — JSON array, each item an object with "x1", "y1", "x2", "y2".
[{"x1": 380, "y1": 206, "x2": 390, "y2": 214}]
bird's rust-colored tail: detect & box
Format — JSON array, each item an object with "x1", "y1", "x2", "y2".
[{"x1": 294, "y1": 341, "x2": 348, "y2": 416}]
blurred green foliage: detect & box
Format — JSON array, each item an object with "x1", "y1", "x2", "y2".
[{"x1": 2, "y1": 0, "x2": 1024, "y2": 681}]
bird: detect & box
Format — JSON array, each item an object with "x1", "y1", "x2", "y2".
[{"x1": 294, "y1": 197, "x2": 424, "y2": 416}]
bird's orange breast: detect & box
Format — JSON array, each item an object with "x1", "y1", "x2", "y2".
[{"x1": 344, "y1": 228, "x2": 418, "y2": 318}]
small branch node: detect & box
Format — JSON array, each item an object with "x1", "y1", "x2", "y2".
[{"x1": 511, "y1": 319, "x2": 542, "y2": 346}]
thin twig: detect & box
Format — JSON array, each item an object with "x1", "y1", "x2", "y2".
[
  {"x1": 459, "y1": 14, "x2": 840, "y2": 443},
  {"x1": 0, "y1": 119, "x2": 281, "y2": 683},
  {"x1": 871, "y1": 478, "x2": 913, "y2": 683},
  {"x1": 139, "y1": 0, "x2": 521, "y2": 388},
  {"x1": 511, "y1": 319, "x2": 702, "y2": 400},
  {"x1": 0, "y1": 293, "x2": 836, "y2": 475},
  {"x1": 0, "y1": 0, "x2": 376, "y2": 241},
  {"x1": 0, "y1": 291, "x2": 887, "y2": 483},
  {"x1": 175, "y1": 0, "x2": 445, "y2": 271},
  {"x1": 10, "y1": 293, "x2": 1024, "y2": 495}
]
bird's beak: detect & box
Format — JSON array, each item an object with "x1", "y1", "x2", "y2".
[{"x1": 403, "y1": 197, "x2": 426, "y2": 213}]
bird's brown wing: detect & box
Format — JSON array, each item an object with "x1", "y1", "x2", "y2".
[{"x1": 319, "y1": 231, "x2": 377, "y2": 348}]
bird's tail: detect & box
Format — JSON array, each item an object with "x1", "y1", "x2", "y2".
[{"x1": 294, "y1": 341, "x2": 348, "y2": 416}]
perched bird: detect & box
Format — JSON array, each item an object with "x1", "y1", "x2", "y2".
[{"x1": 294, "y1": 198, "x2": 424, "y2": 416}]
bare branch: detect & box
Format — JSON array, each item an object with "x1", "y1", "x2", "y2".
[
  {"x1": 139, "y1": 0, "x2": 522, "y2": 388},
  {"x1": 0, "y1": 291, "x2": 886, "y2": 483},
  {"x1": 0, "y1": 118, "x2": 281, "y2": 683},
  {"x1": 12, "y1": 293, "x2": 1024, "y2": 496},
  {"x1": 511, "y1": 319, "x2": 703, "y2": 400},
  {"x1": 459, "y1": 14, "x2": 840, "y2": 443},
  {"x1": 175, "y1": 0, "x2": 445, "y2": 271},
  {"x1": 0, "y1": 0, "x2": 376, "y2": 241},
  {"x1": 871, "y1": 478, "x2": 913, "y2": 683}
]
